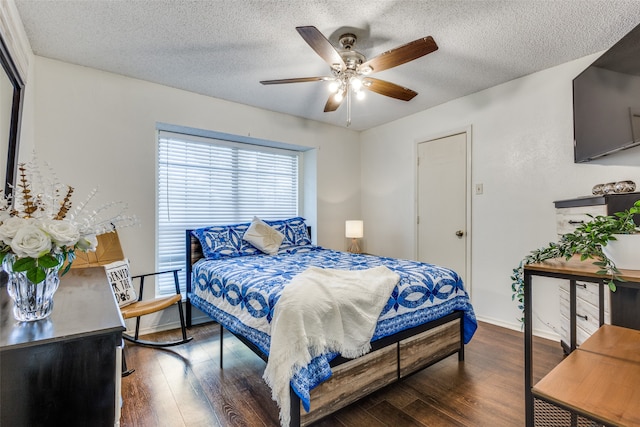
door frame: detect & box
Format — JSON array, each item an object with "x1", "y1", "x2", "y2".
[{"x1": 414, "y1": 125, "x2": 473, "y2": 294}]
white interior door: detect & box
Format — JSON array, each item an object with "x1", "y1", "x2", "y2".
[{"x1": 417, "y1": 132, "x2": 469, "y2": 283}]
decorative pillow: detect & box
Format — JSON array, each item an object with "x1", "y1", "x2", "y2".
[
  {"x1": 192, "y1": 222, "x2": 260, "y2": 260},
  {"x1": 265, "y1": 217, "x2": 312, "y2": 248},
  {"x1": 243, "y1": 216, "x2": 284, "y2": 255},
  {"x1": 103, "y1": 259, "x2": 137, "y2": 307}
]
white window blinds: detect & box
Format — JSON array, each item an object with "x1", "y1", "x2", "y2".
[{"x1": 157, "y1": 130, "x2": 301, "y2": 296}]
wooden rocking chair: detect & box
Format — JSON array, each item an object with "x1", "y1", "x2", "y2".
[{"x1": 72, "y1": 231, "x2": 192, "y2": 375}]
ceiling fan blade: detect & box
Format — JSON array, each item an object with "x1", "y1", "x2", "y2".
[
  {"x1": 324, "y1": 89, "x2": 346, "y2": 112},
  {"x1": 260, "y1": 77, "x2": 328, "y2": 85},
  {"x1": 360, "y1": 36, "x2": 438, "y2": 74},
  {"x1": 296, "y1": 26, "x2": 346, "y2": 70},
  {"x1": 363, "y1": 77, "x2": 418, "y2": 101}
]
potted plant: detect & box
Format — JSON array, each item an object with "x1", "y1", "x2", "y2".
[{"x1": 511, "y1": 199, "x2": 640, "y2": 322}]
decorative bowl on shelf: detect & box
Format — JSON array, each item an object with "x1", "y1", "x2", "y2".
[
  {"x1": 592, "y1": 180, "x2": 636, "y2": 195},
  {"x1": 602, "y1": 182, "x2": 617, "y2": 194},
  {"x1": 614, "y1": 180, "x2": 636, "y2": 193}
]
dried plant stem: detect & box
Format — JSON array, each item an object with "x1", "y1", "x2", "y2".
[
  {"x1": 54, "y1": 186, "x2": 74, "y2": 220},
  {"x1": 17, "y1": 164, "x2": 38, "y2": 217}
]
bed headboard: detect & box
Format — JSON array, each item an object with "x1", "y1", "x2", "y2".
[
  {"x1": 188, "y1": 231, "x2": 205, "y2": 266},
  {"x1": 185, "y1": 229, "x2": 202, "y2": 323},
  {"x1": 185, "y1": 226, "x2": 312, "y2": 301}
]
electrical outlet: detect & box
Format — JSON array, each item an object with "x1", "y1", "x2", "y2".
[{"x1": 475, "y1": 183, "x2": 483, "y2": 195}]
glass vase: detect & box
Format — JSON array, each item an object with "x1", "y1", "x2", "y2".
[{"x1": 3, "y1": 255, "x2": 61, "y2": 322}]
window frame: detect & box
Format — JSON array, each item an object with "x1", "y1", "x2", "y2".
[{"x1": 156, "y1": 125, "x2": 305, "y2": 297}]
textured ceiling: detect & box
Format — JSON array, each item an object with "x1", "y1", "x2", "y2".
[{"x1": 13, "y1": 0, "x2": 640, "y2": 131}]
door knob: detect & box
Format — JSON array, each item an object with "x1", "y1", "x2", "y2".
[{"x1": 455, "y1": 230, "x2": 464, "y2": 237}]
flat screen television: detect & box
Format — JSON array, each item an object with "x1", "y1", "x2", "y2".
[{"x1": 573, "y1": 23, "x2": 640, "y2": 163}]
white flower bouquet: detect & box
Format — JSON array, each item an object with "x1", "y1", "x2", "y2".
[{"x1": 0, "y1": 158, "x2": 136, "y2": 284}]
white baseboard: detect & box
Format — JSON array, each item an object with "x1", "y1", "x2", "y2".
[
  {"x1": 123, "y1": 311, "x2": 212, "y2": 336},
  {"x1": 129, "y1": 311, "x2": 561, "y2": 343},
  {"x1": 476, "y1": 314, "x2": 561, "y2": 342}
]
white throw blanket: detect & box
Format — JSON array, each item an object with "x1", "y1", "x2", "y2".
[{"x1": 263, "y1": 266, "x2": 400, "y2": 426}]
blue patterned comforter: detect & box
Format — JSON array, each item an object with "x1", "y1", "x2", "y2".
[{"x1": 189, "y1": 246, "x2": 477, "y2": 411}]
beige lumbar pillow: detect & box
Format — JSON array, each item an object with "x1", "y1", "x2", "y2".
[{"x1": 243, "y1": 216, "x2": 285, "y2": 255}]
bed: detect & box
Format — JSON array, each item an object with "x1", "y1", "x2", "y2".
[{"x1": 185, "y1": 217, "x2": 477, "y2": 427}]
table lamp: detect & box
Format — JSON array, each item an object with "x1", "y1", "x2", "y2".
[{"x1": 345, "y1": 220, "x2": 364, "y2": 253}]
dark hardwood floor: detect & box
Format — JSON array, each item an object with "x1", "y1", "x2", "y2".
[{"x1": 120, "y1": 321, "x2": 563, "y2": 426}]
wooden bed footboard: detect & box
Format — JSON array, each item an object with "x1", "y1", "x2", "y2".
[
  {"x1": 294, "y1": 312, "x2": 464, "y2": 426},
  {"x1": 185, "y1": 230, "x2": 466, "y2": 427},
  {"x1": 221, "y1": 310, "x2": 464, "y2": 427}
]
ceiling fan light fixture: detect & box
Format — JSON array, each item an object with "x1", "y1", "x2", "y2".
[
  {"x1": 328, "y1": 80, "x2": 340, "y2": 93},
  {"x1": 261, "y1": 26, "x2": 438, "y2": 126},
  {"x1": 359, "y1": 65, "x2": 373, "y2": 75},
  {"x1": 350, "y1": 77, "x2": 363, "y2": 91}
]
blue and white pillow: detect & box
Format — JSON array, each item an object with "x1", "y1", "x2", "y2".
[
  {"x1": 192, "y1": 222, "x2": 259, "y2": 260},
  {"x1": 192, "y1": 217, "x2": 311, "y2": 260},
  {"x1": 264, "y1": 217, "x2": 312, "y2": 248}
]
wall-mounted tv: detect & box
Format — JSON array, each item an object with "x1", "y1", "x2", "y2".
[{"x1": 573, "y1": 23, "x2": 640, "y2": 163}]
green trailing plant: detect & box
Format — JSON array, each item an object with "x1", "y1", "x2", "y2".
[{"x1": 511, "y1": 199, "x2": 640, "y2": 323}]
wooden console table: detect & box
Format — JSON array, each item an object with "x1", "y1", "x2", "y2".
[{"x1": 524, "y1": 257, "x2": 640, "y2": 427}]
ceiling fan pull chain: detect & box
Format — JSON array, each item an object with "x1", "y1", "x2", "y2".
[{"x1": 346, "y1": 86, "x2": 352, "y2": 127}]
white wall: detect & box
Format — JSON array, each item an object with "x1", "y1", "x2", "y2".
[
  {"x1": 27, "y1": 56, "x2": 360, "y2": 331},
  {"x1": 15, "y1": 40, "x2": 640, "y2": 338},
  {"x1": 361, "y1": 53, "x2": 640, "y2": 335},
  {"x1": 0, "y1": 0, "x2": 30, "y2": 82},
  {"x1": 0, "y1": 0, "x2": 34, "y2": 169}
]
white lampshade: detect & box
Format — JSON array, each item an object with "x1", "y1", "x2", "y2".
[{"x1": 345, "y1": 220, "x2": 364, "y2": 239}]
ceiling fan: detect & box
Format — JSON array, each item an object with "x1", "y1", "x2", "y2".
[{"x1": 260, "y1": 26, "x2": 438, "y2": 126}]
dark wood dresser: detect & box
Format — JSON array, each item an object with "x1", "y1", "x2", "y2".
[{"x1": 0, "y1": 267, "x2": 125, "y2": 426}]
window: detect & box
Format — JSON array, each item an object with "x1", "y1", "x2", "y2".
[{"x1": 157, "y1": 129, "x2": 301, "y2": 296}]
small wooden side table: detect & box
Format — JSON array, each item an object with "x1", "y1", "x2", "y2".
[
  {"x1": 532, "y1": 325, "x2": 640, "y2": 426},
  {"x1": 524, "y1": 258, "x2": 640, "y2": 427}
]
